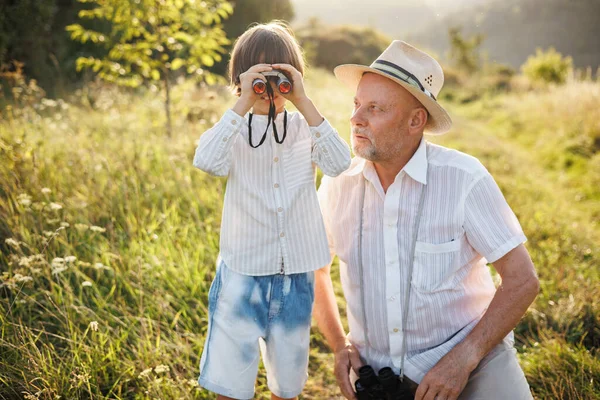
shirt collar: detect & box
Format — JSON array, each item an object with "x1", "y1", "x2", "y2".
[{"x1": 343, "y1": 138, "x2": 428, "y2": 185}]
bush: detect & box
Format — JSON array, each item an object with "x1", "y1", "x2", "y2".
[
  {"x1": 521, "y1": 47, "x2": 573, "y2": 85},
  {"x1": 297, "y1": 21, "x2": 390, "y2": 71}
]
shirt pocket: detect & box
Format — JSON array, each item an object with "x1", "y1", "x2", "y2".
[
  {"x1": 412, "y1": 236, "x2": 463, "y2": 293},
  {"x1": 283, "y1": 137, "x2": 314, "y2": 189}
]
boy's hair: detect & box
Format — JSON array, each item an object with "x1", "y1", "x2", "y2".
[{"x1": 228, "y1": 21, "x2": 305, "y2": 95}]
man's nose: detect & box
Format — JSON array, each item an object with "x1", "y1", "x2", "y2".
[{"x1": 351, "y1": 106, "x2": 367, "y2": 127}]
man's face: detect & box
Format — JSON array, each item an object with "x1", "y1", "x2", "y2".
[{"x1": 350, "y1": 73, "x2": 422, "y2": 162}]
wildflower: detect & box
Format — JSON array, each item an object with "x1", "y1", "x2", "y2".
[
  {"x1": 82, "y1": 281, "x2": 93, "y2": 287},
  {"x1": 18, "y1": 257, "x2": 31, "y2": 267},
  {"x1": 49, "y1": 202, "x2": 63, "y2": 211},
  {"x1": 65, "y1": 256, "x2": 77, "y2": 263},
  {"x1": 51, "y1": 257, "x2": 65, "y2": 267},
  {"x1": 5, "y1": 238, "x2": 20, "y2": 249},
  {"x1": 74, "y1": 224, "x2": 89, "y2": 232},
  {"x1": 90, "y1": 226, "x2": 106, "y2": 233},
  {"x1": 138, "y1": 368, "x2": 153, "y2": 378},
  {"x1": 60, "y1": 222, "x2": 70, "y2": 228},
  {"x1": 14, "y1": 274, "x2": 33, "y2": 283},
  {"x1": 18, "y1": 193, "x2": 32, "y2": 206},
  {"x1": 94, "y1": 262, "x2": 106, "y2": 270},
  {"x1": 89, "y1": 321, "x2": 98, "y2": 331},
  {"x1": 41, "y1": 188, "x2": 52, "y2": 194},
  {"x1": 154, "y1": 365, "x2": 170, "y2": 374},
  {"x1": 51, "y1": 266, "x2": 68, "y2": 275}
]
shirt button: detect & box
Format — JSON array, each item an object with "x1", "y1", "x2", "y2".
[
  {"x1": 323, "y1": 148, "x2": 328, "y2": 153},
  {"x1": 393, "y1": 328, "x2": 399, "y2": 333},
  {"x1": 274, "y1": 183, "x2": 279, "y2": 188},
  {"x1": 315, "y1": 132, "x2": 321, "y2": 138},
  {"x1": 231, "y1": 119, "x2": 237, "y2": 125},
  {"x1": 280, "y1": 232, "x2": 285, "y2": 237},
  {"x1": 389, "y1": 296, "x2": 395, "y2": 301},
  {"x1": 277, "y1": 207, "x2": 283, "y2": 212},
  {"x1": 274, "y1": 157, "x2": 279, "y2": 162},
  {"x1": 222, "y1": 137, "x2": 228, "y2": 142}
]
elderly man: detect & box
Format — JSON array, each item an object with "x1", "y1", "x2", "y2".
[{"x1": 314, "y1": 41, "x2": 539, "y2": 400}]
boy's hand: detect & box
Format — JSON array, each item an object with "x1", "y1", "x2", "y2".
[
  {"x1": 271, "y1": 63, "x2": 324, "y2": 127},
  {"x1": 269, "y1": 63, "x2": 307, "y2": 105},
  {"x1": 232, "y1": 64, "x2": 272, "y2": 117}
]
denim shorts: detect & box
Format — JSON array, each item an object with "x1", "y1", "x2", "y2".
[{"x1": 198, "y1": 260, "x2": 315, "y2": 399}]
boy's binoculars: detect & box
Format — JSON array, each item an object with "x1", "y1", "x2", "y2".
[{"x1": 252, "y1": 70, "x2": 292, "y2": 95}]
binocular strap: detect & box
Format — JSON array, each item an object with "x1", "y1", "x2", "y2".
[
  {"x1": 248, "y1": 84, "x2": 288, "y2": 148},
  {"x1": 356, "y1": 144, "x2": 429, "y2": 381}
]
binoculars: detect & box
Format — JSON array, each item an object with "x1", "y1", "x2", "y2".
[
  {"x1": 252, "y1": 70, "x2": 292, "y2": 95},
  {"x1": 355, "y1": 365, "x2": 415, "y2": 400}
]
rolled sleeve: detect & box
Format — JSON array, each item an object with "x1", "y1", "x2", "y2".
[{"x1": 464, "y1": 173, "x2": 527, "y2": 263}]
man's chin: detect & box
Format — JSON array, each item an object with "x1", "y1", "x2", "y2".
[{"x1": 353, "y1": 146, "x2": 377, "y2": 161}]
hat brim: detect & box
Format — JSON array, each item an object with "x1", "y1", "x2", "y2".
[{"x1": 334, "y1": 64, "x2": 452, "y2": 135}]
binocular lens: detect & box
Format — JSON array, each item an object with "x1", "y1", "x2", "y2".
[
  {"x1": 252, "y1": 79, "x2": 267, "y2": 94},
  {"x1": 278, "y1": 81, "x2": 292, "y2": 94}
]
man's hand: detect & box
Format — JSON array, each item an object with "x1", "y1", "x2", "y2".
[
  {"x1": 334, "y1": 342, "x2": 364, "y2": 400},
  {"x1": 414, "y1": 345, "x2": 478, "y2": 400}
]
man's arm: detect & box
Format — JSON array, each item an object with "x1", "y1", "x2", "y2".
[
  {"x1": 314, "y1": 264, "x2": 363, "y2": 400},
  {"x1": 415, "y1": 244, "x2": 540, "y2": 400}
]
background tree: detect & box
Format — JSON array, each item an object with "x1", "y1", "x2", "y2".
[
  {"x1": 67, "y1": 0, "x2": 232, "y2": 136},
  {"x1": 447, "y1": 27, "x2": 484, "y2": 74},
  {"x1": 521, "y1": 47, "x2": 573, "y2": 85},
  {"x1": 209, "y1": 0, "x2": 295, "y2": 76}
]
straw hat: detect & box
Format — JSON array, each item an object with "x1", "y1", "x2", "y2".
[{"x1": 334, "y1": 40, "x2": 452, "y2": 135}]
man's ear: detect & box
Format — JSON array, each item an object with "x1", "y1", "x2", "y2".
[{"x1": 408, "y1": 107, "x2": 428, "y2": 135}]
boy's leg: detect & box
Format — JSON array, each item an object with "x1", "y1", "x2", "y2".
[
  {"x1": 261, "y1": 271, "x2": 315, "y2": 399},
  {"x1": 199, "y1": 262, "x2": 268, "y2": 400}
]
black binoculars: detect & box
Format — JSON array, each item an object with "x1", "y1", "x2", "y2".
[
  {"x1": 355, "y1": 365, "x2": 415, "y2": 400},
  {"x1": 252, "y1": 70, "x2": 292, "y2": 95}
]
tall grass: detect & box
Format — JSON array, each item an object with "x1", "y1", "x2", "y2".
[{"x1": 1, "y1": 71, "x2": 599, "y2": 399}]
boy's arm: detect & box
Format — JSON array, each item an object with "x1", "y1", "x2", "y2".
[
  {"x1": 192, "y1": 109, "x2": 245, "y2": 176},
  {"x1": 295, "y1": 98, "x2": 351, "y2": 177},
  {"x1": 270, "y1": 63, "x2": 352, "y2": 176}
]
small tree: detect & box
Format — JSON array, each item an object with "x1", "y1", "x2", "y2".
[
  {"x1": 67, "y1": 0, "x2": 233, "y2": 136},
  {"x1": 521, "y1": 47, "x2": 573, "y2": 85},
  {"x1": 447, "y1": 27, "x2": 484, "y2": 74}
]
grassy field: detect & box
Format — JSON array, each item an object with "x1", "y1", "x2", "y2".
[{"x1": 1, "y1": 70, "x2": 599, "y2": 399}]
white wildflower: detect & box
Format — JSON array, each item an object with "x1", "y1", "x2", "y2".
[
  {"x1": 82, "y1": 281, "x2": 93, "y2": 287},
  {"x1": 18, "y1": 193, "x2": 32, "y2": 206},
  {"x1": 89, "y1": 321, "x2": 98, "y2": 331},
  {"x1": 75, "y1": 224, "x2": 89, "y2": 232},
  {"x1": 60, "y1": 222, "x2": 70, "y2": 228},
  {"x1": 90, "y1": 226, "x2": 106, "y2": 233},
  {"x1": 51, "y1": 257, "x2": 65, "y2": 267},
  {"x1": 14, "y1": 274, "x2": 33, "y2": 283},
  {"x1": 49, "y1": 202, "x2": 63, "y2": 211},
  {"x1": 41, "y1": 188, "x2": 52, "y2": 194},
  {"x1": 51, "y1": 266, "x2": 68, "y2": 275},
  {"x1": 154, "y1": 365, "x2": 169, "y2": 374},
  {"x1": 5, "y1": 238, "x2": 20, "y2": 249},
  {"x1": 138, "y1": 368, "x2": 153, "y2": 378},
  {"x1": 65, "y1": 256, "x2": 77, "y2": 263}
]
